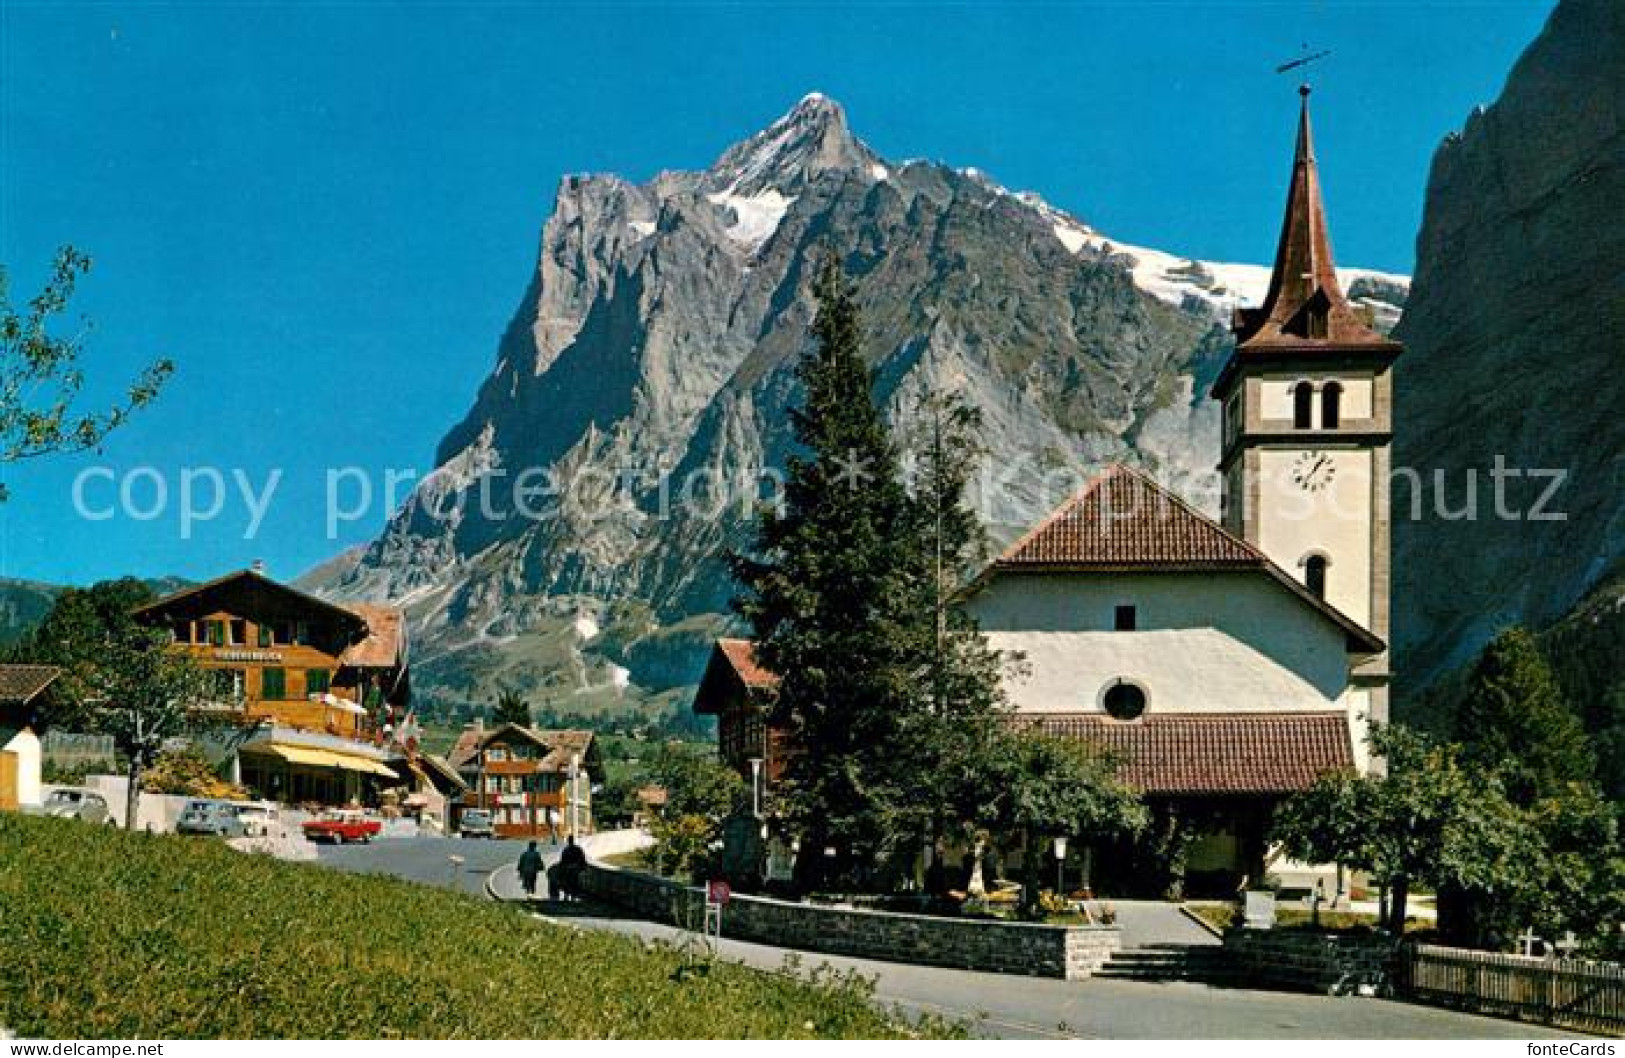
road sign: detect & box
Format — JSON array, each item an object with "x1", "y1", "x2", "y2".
[{"x1": 707, "y1": 878, "x2": 732, "y2": 906}]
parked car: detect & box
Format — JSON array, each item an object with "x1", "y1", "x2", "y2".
[
  {"x1": 176, "y1": 800, "x2": 246, "y2": 838},
  {"x1": 458, "y1": 808, "x2": 495, "y2": 839},
  {"x1": 301, "y1": 809, "x2": 382, "y2": 844},
  {"x1": 234, "y1": 801, "x2": 280, "y2": 837},
  {"x1": 43, "y1": 788, "x2": 112, "y2": 825}
]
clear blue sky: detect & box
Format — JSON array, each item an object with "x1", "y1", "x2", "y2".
[{"x1": 0, "y1": 0, "x2": 1555, "y2": 587}]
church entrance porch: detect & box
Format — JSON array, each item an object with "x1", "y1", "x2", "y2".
[{"x1": 1083, "y1": 796, "x2": 1274, "y2": 900}]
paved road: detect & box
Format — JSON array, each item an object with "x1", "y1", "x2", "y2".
[
  {"x1": 529, "y1": 912, "x2": 1573, "y2": 1040},
  {"x1": 311, "y1": 838, "x2": 1575, "y2": 1040},
  {"x1": 313, "y1": 834, "x2": 557, "y2": 898}
]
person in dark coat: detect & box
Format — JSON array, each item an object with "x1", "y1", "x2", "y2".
[
  {"x1": 517, "y1": 840, "x2": 544, "y2": 898},
  {"x1": 559, "y1": 834, "x2": 587, "y2": 901}
]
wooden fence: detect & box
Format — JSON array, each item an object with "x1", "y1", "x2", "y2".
[{"x1": 1398, "y1": 942, "x2": 1625, "y2": 1036}]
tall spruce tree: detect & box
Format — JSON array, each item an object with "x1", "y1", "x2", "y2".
[
  {"x1": 733, "y1": 254, "x2": 917, "y2": 887},
  {"x1": 1454, "y1": 626, "x2": 1595, "y2": 805}
]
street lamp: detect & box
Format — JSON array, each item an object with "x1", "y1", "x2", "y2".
[
  {"x1": 748, "y1": 757, "x2": 763, "y2": 818},
  {"x1": 1052, "y1": 835, "x2": 1069, "y2": 899}
]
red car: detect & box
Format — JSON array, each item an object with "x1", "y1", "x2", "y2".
[{"x1": 301, "y1": 809, "x2": 382, "y2": 844}]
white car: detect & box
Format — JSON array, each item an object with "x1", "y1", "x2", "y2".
[
  {"x1": 234, "y1": 802, "x2": 281, "y2": 837},
  {"x1": 43, "y1": 788, "x2": 112, "y2": 825}
]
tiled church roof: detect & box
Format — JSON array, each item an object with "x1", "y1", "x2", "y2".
[
  {"x1": 996, "y1": 465, "x2": 1260, "y2": 569},
  {"x1": 1013, "y1": 711, "x2": 1356, "y2": 795},
  {"x1": 987, "y1": 464, "x2": 1384, "y2": 653}
]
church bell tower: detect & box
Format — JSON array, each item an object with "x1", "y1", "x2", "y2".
[{"x1": 1212, "y1": 85, "x2": 1401, "y2": 722}]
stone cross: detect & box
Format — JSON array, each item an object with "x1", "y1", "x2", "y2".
[
  {"x1": 1518, "y1": 926, "x2": 1542, "y2": 958},
  {"x1": 1555, "y1": 931, "x2": 1580, "y2": 959}
]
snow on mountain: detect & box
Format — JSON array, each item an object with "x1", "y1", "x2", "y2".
[{"x1": 706, "y1": 188, "x2": 797, "y2": 252}]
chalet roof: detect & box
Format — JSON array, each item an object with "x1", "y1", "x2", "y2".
[
  {"x1": 693, "y1": 638, "x2": 780, "y2": 717},
  {"x1": 533, "y1": 729, "x2": 595, "y2": 773},
  {"x1": 447, "y1": 723, "x2": 599, "y2": 777},
  {"x1": 1231, "y1": 88, "x2": 1400, "y2": 354},
  {"x1": 414, "y1": 753, "x2": 468, "y2": 793},
  {"x1": 447, "y1": 729, "x2": 482, "y2": 770},
  {"x1": 0, "y1": 665, "x2": 60, "y2": 705},
  {"x1": 717, "y1": 638, "x2": 779, "y2": 691},
  {"x1": 1013, "y1": 711, "x2": 1355, "y2": 795},
  {"x1": 984, "y1": 464, "x2": 1384, "y2": 654},
  {"x1": 338, "y1": 603, "x2": 406, "y2": 668},
  {"x1": 133, "y1": 568, "x2": 365, "y2": 628}
]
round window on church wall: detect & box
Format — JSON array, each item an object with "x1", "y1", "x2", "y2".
[{"x1": 1103, "y1": 681, "x2": 1147, "y2": 721}]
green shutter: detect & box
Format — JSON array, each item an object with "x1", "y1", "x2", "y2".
[
  {"x1": 208, "y1": 621, "x2": 225, "y2": 647},
  {"x1": 262, "y1": 668, "x2": 285, "y2": 700},
  {"x1": 306, "y1": 669, "x2": 330, "y2": 694},
  {"x1": 257, "y1": 624, "x2": 272, "y2": 648}
]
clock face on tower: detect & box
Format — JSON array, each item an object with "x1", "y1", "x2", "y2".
[{"x1": 1291, "y1": 450, "x2": 1337, "y2": 492}]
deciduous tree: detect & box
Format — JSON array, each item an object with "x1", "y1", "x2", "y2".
[
  {"x1": 0, "y1": 247, "x2": 171, "y2": 499},
  {"x1": 975, "y1": 731, "x2": 1147, "y2": 915},
  {"x1": 1274, "y1": 724, "x2": 1532, "y2": 933}
]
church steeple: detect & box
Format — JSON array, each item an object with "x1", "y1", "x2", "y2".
[{"x1": 1233, "y1": 87, "x2": 1395, "y2": 350}]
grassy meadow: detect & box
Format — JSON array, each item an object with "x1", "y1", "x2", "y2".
[{"x1": 0, "y1": 814, "x2": 953, "y2": 1039}]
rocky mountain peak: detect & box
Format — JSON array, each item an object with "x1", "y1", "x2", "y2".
[
  {"x1": 707, "y1": 92, "x2": 883, "y2": 195},
  {"x1": 314, "y1": 93, "x2": 1409, "y2": 718}
]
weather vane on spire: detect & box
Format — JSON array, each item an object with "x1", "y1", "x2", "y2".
[{"x1": 1276, "y1": 44, "x2": 1332, "y2": 96}]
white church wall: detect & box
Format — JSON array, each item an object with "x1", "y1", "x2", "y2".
[
  {"x1": 1256, "y1": 447, "x2": 1374, "y2": 628},
  {"x1": 967, "y1": 571, "x2": 1351, "y2": 714},
  {"x1": 1342, "y1": 687, "x2": 1376, "y2": 774}
]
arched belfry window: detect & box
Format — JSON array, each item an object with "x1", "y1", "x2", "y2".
[
  {"x1": 1322, "y1": 381, "x2": 1343, "y2": 429},
  {"x1": 1293, "y1": 382, "x2": 1315, "y2": 430},
  {"x1": 1304, "y1": 554, "x2": 1330, "y2": 599}
]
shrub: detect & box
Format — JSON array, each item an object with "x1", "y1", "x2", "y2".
[{"x1": 140, "y1": 745, "x2": 246, "y2": 799}]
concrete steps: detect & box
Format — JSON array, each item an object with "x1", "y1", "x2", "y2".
[{"x1": 1095, "y1": 943, "x2": 1243, "y2": 984}]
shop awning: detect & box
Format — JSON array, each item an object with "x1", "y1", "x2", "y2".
[{"x1": 245, "y1": 743, "x2": 398, "y2": 778}]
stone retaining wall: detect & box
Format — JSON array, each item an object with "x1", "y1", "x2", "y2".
[
  {"x1": 577, "y1": 862, "x2": 1121, "y2": 980},
  {"x1": 1224, "y1": 928, "x2": 1400, "y2": 993}
]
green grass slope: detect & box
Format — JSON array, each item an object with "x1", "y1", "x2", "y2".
[{"x1": 0, "y1": 816, "x2": 949, "y2": 1039}]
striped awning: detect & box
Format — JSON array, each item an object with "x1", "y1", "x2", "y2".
[{"x1": 244, "y1": 743, "x2": 397, "y2": 778}]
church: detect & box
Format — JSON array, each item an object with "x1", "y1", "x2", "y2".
[{"x1": 695, "y1": 86, "x2": 1400, "y2": 896}]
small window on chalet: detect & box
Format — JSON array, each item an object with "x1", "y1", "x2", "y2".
[
  {"x1": 261, "y1": 667, "x2": 286, "y2": 700},
  {"x1": 305, "y1": 668, "x2": 330, "y2": 694},
  {"x1": 1102, "y1": 681, "x2": 1147, "y2": 721},
  {"x1": 1293, "y1": 382, "x2": 1315, "y2": 430},
  {"x1": 1114, "y1": 605, "x2": 1137, "y2": 632},
  {"x1": 487, "y1": 746, "x2": 507, "y2": 762},
  {"x1": 293, "y1": 621, "x2": 311, "y2": 646},
  {"x1": 1305, "y1": 555, "x2": 1329, "y2": 599},
  {"x1": 172, "y1": 619, "x2": 191, "y2": 644},
  {"x1": 1322, "y1": 381, "x2": 1343, "y2": 429},
  {"x1": 228, "y1": 619, "x2": 247, "y2": 646}
]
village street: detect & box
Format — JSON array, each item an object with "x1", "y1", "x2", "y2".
[{"x1": 314, "y1": 834, "x2": 546, "y2": 896}]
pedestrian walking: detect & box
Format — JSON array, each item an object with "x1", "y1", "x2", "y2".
[{"x1": 517, "y1": 840, "x2": 543, "y2": 899}]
